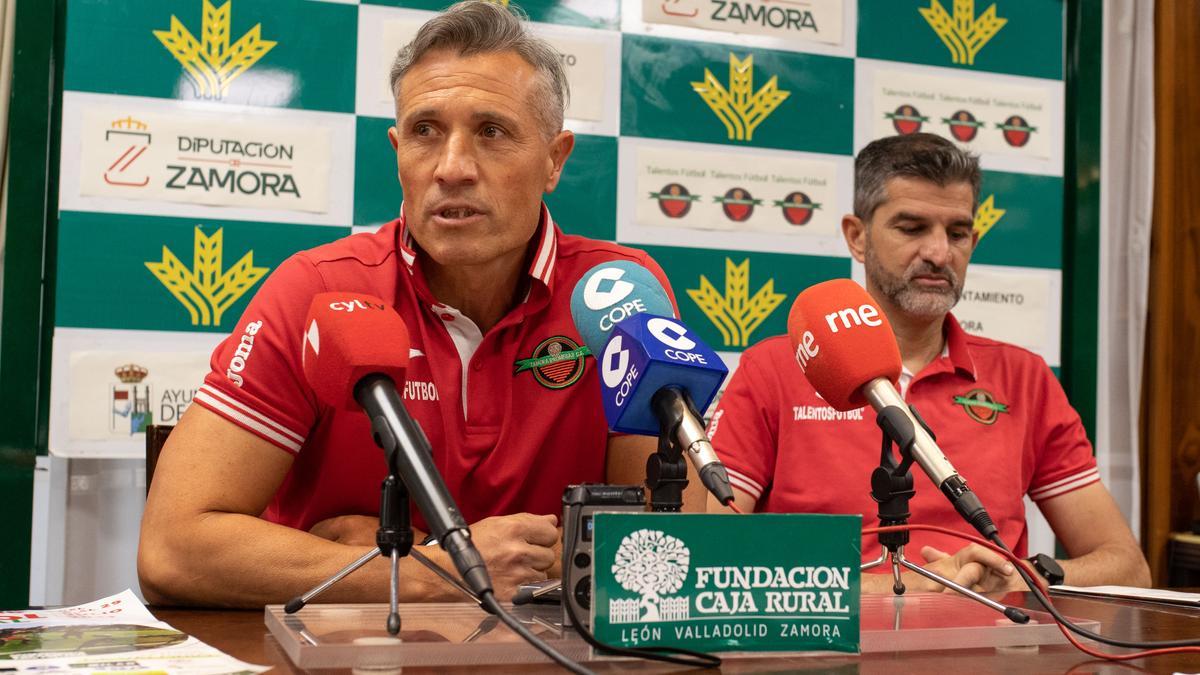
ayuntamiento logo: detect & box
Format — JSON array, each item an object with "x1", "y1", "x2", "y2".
[{"x1": 111, "y1": 363, "x2": 152, "y2": 435}]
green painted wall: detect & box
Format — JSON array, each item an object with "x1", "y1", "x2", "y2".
[{"x1": 0, "y1": 0, "x2": 64, "y2": 607}]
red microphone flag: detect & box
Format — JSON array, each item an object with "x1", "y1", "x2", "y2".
[
  {"x1": 302, "y1": 293, "x2": 410, "y2": 410},
  {"x1": 786, "y1": 279, "x2": 901, "y2": 411}
]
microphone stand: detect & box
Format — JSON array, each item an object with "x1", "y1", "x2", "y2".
[
  {"x1": 861, "y1": 405, "x2": 1030, "y2": 624},
  {"x1": 283, "y1": 434, "x2": 480, "y2": 636},
  {"x1": 646, "y1": 388, "x2": 696, "y2": 512}
]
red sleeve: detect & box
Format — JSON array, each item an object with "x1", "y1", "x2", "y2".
[
  {"x1": 1026, "y1": 359, "x2": 1099, "y2": 503},
  {"x1": 705, "y1": 341, "x2": 781, "y2": 504},
  {"x1": 193, "y1": 254, "x2": 326, "y2": 454}
]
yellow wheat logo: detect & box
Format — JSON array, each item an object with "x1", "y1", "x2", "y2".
[
  {"x1": 919, "y1": 0, "x2": 1007, "y2": 66},
  {"x1": 973, "y1": 194, "x2": 1005, "y2": 241},
  {"x1": 687, "y1": 258, "x2": 786, "y2": 348},
  {"x1": 691, "y1": 53, "x2": 790, "y2": 142},
  {"x1": 146, "y1": 226, "x2": 269, "y2": 327},
  {"x1": 153, "y1": 0, "x2": 276, "y2": 99}
]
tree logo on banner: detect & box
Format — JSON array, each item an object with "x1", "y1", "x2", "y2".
[
  {"x1": 919, "y1": 0, "x2": 1007, "y2": 66},
  {"x1": 973, "y1": 195, "x2": 1006, "y2": 241},
  {"x1": 145, "y1": 226, "x2": 269, "y2": 327},
  {"x1": 153, "y1": 0, "x2": 277, "y2": 100},
  {"x1": 609, "y1": 529, "x2": 691, "y2": 624},
  {"x1": 688, "y1": 258, "x2": 786, "y2": 348},
  {"x1": 690, "y1": 53, "x2": 790, "y2": 142}
]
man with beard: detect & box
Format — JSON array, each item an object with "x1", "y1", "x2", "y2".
[{"x1": 706, "y1": 134, "x2": 1149, "y2": 593}]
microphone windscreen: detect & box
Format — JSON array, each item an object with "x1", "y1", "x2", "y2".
[
  {"x1": 570, "y1": 261, "x2": 674, "y2": 354},
  {"x1": 787, "y1": 279, "x2": 900, "y2": 411},
  {"x1": 302, "y1": 293, "x2": 410, "y2": 410}
]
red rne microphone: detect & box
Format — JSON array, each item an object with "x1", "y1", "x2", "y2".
[
  {"x1": 787, "y1": 278, "x2": 900, "y2": 411},
  {"x1": 788, "y1": 278, "x2": 999, "y2": 539},
  {"x1": 302, "y1": 293, "x2": 410, "y2": 410}
]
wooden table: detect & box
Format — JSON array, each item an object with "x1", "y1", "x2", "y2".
[{"x1": 152, "y1": 593, "x2": 1200, "y2": 673}]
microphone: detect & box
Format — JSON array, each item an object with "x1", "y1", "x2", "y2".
[
  {"x1": 569, "y1": 260, "x2": 674, "y2": 354},
  {"x1": 570, "y1": 262, "x2": 735, "y2": 505},
  {"x1": 302, "y1": 292, "x2": 492, "y2": 597},
  {"x1": 787, "y1": 279, "x2": 997, "y2": 538}
]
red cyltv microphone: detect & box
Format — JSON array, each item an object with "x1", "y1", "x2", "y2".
[
  {"x1": 787, "y1": 279, "x2": 997, "y2": 539},
  {"x1": 303, "y1": 293, "x2": 410, "y2": 410},
  {"x1": 301, "y1": 292, "x2": 493, "y2": 597}
]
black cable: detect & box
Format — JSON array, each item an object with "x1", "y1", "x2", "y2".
[
  {"x1": 408, "y1": 536, "x2": 592, "y2": 670},
  {"x1": 478, "y1": 591, "x2": 593, "y2": 675},
  {"x1": 989, "y1": 533, "x2": 1200, "y2": 649},
  {"x1": 561, "y1": 503, "x2": 722, "y2": 669}
]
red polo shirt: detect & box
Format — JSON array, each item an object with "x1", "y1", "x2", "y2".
[
  {"x1": 707, "y1": 316, "x2": 1099, "y2": 560},
  {"x1": 194, "y1": 205, "x2": 674, "y2": 532}
]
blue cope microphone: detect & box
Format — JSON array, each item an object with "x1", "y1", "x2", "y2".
[
  {"x1": 569, "y1": 260, "x2": 674, "y2": 353},
  {"x1": 569, "y1": 261, "x2": 735, "y2": 506}
]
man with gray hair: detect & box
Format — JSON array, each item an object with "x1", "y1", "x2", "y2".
[
  {"x1": 706, "y1": 133, "x2": 1150, "y2": 592},
  {"x1": 139, "y1": 1, "x2": 688, "y2": 606}
]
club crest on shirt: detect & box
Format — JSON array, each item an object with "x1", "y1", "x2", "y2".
[
  {"x1": 514, "y1": 336, "x2": 590, "y2": 390},
  {"x1": 952, "y1": 388, "x2": 1009, "y2": 425}
]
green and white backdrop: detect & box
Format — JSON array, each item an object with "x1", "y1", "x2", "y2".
[{"x1": 21, "y1": 0, "x2": 1082, "y2": 603}]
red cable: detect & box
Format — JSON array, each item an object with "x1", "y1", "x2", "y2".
[{"x1": 862, "y1": 523, "x2": 1200, "y2": 662}]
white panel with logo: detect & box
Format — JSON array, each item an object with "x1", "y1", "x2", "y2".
[
  {"x1": 49, "y1": 328, "x2": 223, "y2": 458},
  {"x1": 622, "y1": 0, "x2": 856, "y2": 58},
  {"x1": 355, "y1": 4, "x2": 622, "y2": 136},
  {"x1": 854, "y1": 58, "x2": 1065, "y2": 177},
  {"x1": 617, "y1": 136, "x2": 853, "y2": 257},
  {"x1": 60, "y1": 92, "x2": 353, "y2": 226}
]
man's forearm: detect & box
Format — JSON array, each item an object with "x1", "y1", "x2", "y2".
[
  {"x1": 139, "y1": 511, "x2": 465, "y2": 607},
  {"x1": 1054, "y1": 543, "x2": 1152, "y2": 588}
]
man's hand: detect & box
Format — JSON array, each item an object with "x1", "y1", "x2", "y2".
[
  {"x1": 468, "y1": 513, "x2": 560, "y2": 601},
  {"x1": 309, "y1": 515, "x2": 380, "y2": 547},
  {"x1": 863, "y1": 543, "x2": 1023, "y2": 594},
  {"x1": 308, "y1": 512, "x2": 563, "y2": 601},
  {"x1": 917, "y1": 544, "x2": 1026, "y2": 593}
]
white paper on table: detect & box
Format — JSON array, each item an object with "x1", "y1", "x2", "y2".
[
  {"x1": 1050, "y1": 584, "x2": 1200, "y2": 607},
  {"x1": 0, "y1": 590, "x2": 157, "y2": 626},
  {"x1": 0, "y1": 590, "x2": 268, "y2": 674}
]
